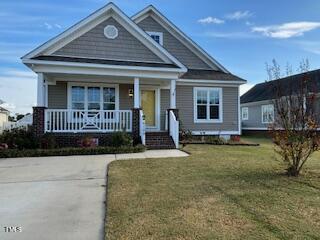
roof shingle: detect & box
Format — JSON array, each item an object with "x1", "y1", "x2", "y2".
[
  {"x1": 241, "y1": 69, "x2": 320, "y2": 104},
  {"x1": 180, "y1": 69, "x2": 246, "y2": 81}
]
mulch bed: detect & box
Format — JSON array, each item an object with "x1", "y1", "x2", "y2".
[{"x1": 180, "y1": 140, "x2": 259, "y2": 146}]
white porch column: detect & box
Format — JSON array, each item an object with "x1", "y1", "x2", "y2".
[
  {"x1": 37, "y1": 73, "x2": 45, "y2": 107},
  {"x1": 170, "y1": 79, "x2": 176, "y2": 109},
  {"x1": 134, "y1": 77, "x2": 140, "y2": 108}
]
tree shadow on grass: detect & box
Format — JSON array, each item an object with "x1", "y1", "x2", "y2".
[{"x1": 211, "y1": 184, "x2": 319, "y2": 240}]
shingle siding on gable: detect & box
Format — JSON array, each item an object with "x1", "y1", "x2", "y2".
[
  {"x1": 137, "y1": 16, "x2": 211, "y2": 69},
  {"x1": 54, "y1": 17, "x2": 163, "y2": 63}
]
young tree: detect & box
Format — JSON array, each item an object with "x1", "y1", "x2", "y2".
[{"x1": 268, "y1": 59, "x2": 319, "y2": 176}]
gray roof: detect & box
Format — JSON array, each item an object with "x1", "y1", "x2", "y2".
[
  {"x1": 241, "y1": 69, "x2": 320, "y2": 104},
  {"x1": 181, "y1": 69, "x2": 246, "y2": 81},
  {"x1": 0, "y1": 106, "x2": 9, "y2": 113},
  {"x1": 32, "y1": 55, "x2": 179, "y2": 68}
]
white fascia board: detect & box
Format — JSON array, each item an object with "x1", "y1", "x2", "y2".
[
  {"x1": 132, "y1": 6, "x2": 229, "y2": 73},
  {"x1": 23, "y1": 59, "x2": 183, "y2": 73},
  {"x1": 177, "y1": 79, "x2": 246, "y2": 85},
  {"x1": 28, "y1": 63, "x2": 180, "y2": 80},
  {"x1": 21, "y1": 3, "x2": 187, "y2": 72}
]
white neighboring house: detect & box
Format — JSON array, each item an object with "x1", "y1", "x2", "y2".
[
  {"x1": 1, "y1": 114, "x2": 33, "y2": 133},
  {"x1": 0, "y1": 107, "x2": 10, "y2": 132}
]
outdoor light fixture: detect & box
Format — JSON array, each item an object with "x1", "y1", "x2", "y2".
[{"x1": 128, "y1": 89, "x2": 134, "y2": 98}]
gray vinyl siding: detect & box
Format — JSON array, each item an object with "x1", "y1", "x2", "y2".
[
  {"x1": 241, "y1": 100, "x2": 276, "y2": 129},
  {"x1": 48, "y1": 83, "x2": 134, "y2": 111},
  {"x1": 48, "y1": 82, "x2": 67, "y2": 109},
  {"x1": 176, "y1": 85, "x2": 239, "y2": 132},
  {"x1": 160, "y1": 89, "x2": 170, "y2": 130},
  {"x1": 54, "y1": 17, "x2": 163, "y2": 63},
  {"x1": 137, "y1": 16, "x2": 211, "y2": 69},
  {"x1": 119, "y1": 84, "x2": 133, "y2": 110}
]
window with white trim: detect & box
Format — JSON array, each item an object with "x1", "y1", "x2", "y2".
[
  {"x1": 242, "y1": 107, "x2": 248, "y2": 120},
  {"x1": 194, "y1": 87, "x2": 222, "y2": 122},
  {"x1": 103, "y1": 88, "x2": 116, "y2": 110},
  {"x1": 262, "y1": 104, "x2": 274, "y2": 123},
  {"x1": 147, "y1": 31, "x2": 163, "y2": 45},
  {"x1": 70, "y1": 85, "x2": 117, "y2": 110},
  {"x1": 71, "y1": 86, "x2": 85, "y2": 110},
  {"x1": 88, "y1": 87, "x2": 100, "y2": 110}
]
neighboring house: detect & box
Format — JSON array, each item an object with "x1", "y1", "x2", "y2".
[
  {"x1": 241, "y1": 69, "x2": 320, "y2": 132},
  {"x1": 0, "y1": 107, "x2": 10, "y2": 131},
  {"x1": 22, "y1": 3, "x2": 246, "y2": 149}
]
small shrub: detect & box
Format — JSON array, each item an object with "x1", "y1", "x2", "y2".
[
  {"x1": 0, "y1": 128, "x2": 39, "y2": 149},
  {"x1": 110, "y1": 131, "x2": 133, "y2": 147},
  {"x1": 207, "y1": 136, "x2": 225, "y2": 145},
  {"x1": 180, "y1": 123, "x2": 193, "y2": 141},
  {"x1": 0, "y1": 145, "x2": 145, "y2": 158},
  {"x1": 231, "y1": 135, "x2": 241, "y2": 142},
  {"x1": 78, "y1": 136, "x2": 99, "y2": 148}
]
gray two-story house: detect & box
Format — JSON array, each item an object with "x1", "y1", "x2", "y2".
[
  {"x1": 241, "y1": 69, "x2": 320, "y2": 132},
  {"x1": 22, "y1": 3, "x2": 246, "y2": 149}
]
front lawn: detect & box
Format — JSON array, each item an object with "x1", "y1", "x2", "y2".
[{"x1": 106, "y1": 137, "x2": 320, "y2": 240}]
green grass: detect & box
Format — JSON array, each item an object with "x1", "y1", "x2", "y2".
[{"x1": 105, "y1": 137, "x2": 320, "y2": 240}]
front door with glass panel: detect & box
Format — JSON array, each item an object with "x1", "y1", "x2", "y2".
[{"x1": 141, "y1": 90, "x2": 156, "y2": 128}]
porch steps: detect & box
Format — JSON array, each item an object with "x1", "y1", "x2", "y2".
[{"x1": 145, "y1": 132, "x2": 176, "y2": 150}]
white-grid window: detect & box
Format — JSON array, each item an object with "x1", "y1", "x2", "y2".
[
  {"x1": 103, "y1": 88, "x2": 116, "y2": 110},
  {"x1": 242, "y1": 107, "x2": 248, "y2": 120},
  {"x1": 194, "y1": 87, "x2": 223, "y2": 123},
  {"x1": 88, "y1": 87, "x2": 100, "y2": 110},
  {"x1": 69, "y1": 84, "x2": 118, "y2": 111},
  {"x1": 71, "y1": 86, "x2": 85, "y2": 110},
  {"x1": 262, "y1": 104, "x2": 274, "y2": 123},
  {"x1": 147, "y1": 31, "x2": 163, "y2": 45}
]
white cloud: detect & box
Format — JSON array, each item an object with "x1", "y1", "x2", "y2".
[
  {"x1": 0, "y1": 68, "x2": 36, "y2": 114},
  {"x1": 252, "y1": 22, "x2": 320, "y2": 39},
  {"x1": 240, "y1": 83, "x2": 254, "y2": 96},
  {"x1": 198, "y1": 17, "x2": 225, "y2": 24},
  {"x1": 226, "y1": 11, "x2": 252, "y2": 20},
  {"x1": 44, "y1": 22, "x2": 53, "y2": 30},
  {"x1": 204, "y1": 31, "x2": 260, "y2": 39},
  {"x1": 54, "y1": 24, "x2": 62, "y2": 29},
  {"x1": 43, "y1": 22, "x2": 63, "y2": 30}
]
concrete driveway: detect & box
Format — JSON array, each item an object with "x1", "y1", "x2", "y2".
[
  {"x1": 0, "y1": 155, "x2": 113, "y2": 240},
  {"x1": 0, "y1": 150, "x2": 188, "y2": 240}
]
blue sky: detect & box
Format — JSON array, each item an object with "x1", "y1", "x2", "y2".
[{"x1": 1, "y1": 0, "x2": 320, "y2": 113}]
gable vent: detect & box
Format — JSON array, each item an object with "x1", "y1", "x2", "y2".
[{"x1": 104, "y1": 25, "x2": 118, "y2": 39}]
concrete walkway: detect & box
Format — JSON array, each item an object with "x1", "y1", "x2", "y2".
[{"x1": 0, "y1": 150, "x2": 188, "y2": 240}]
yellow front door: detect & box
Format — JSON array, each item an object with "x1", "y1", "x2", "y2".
[{"x1": 141, "y1": 90, "x2": 156, "y2": 126}]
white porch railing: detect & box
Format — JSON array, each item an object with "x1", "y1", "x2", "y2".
[
  {"x1": 139, "y1": 110, "x2": 146, "y2": 145},
  {"x1": 45, "y1": 110, "x2": 132, "y2": 133},
  {"x1": 169, "y1": 110, "x2": 179, "y2": 148}
]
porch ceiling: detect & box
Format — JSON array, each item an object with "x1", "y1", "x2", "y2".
[{"x1": 45, "y1": 73, "x2": 172, "y2": 87}]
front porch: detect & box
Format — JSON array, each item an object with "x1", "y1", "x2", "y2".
[{"x1": 33, "y1": 73, "x2": 179, "y2": 149}]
